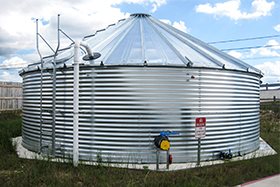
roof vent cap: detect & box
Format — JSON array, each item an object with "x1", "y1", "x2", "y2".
[{"x1": 130, "y1": 13, "x2": 151, "y2": 17}]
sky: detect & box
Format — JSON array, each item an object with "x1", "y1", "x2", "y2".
[{"x1": 0, "y1": 0, "x2": 279, "y2": 83}]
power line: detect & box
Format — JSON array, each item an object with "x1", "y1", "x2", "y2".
[
  {"x1": 0, "y1": 62, "x2": 29, "y2": 69},
  {"x1": 208, "y1": 34, "x2": 280, "y2": 44},
  {"x1": 0, "y1": 64, "x2": 26, "y2": 67},
  {"x1": 221, "y1": 44, "x2": 280, "y2": 51},
  {"x1": 0, "y1": 64, "x2": 25, "y2": 70},
  {"x1": 1, "y1": 35, "x2": 280, "y2": 69},
  {"x1": 0, "y1": 67, "x2": 24, "y2": 70},
  {"x1": 241, "y1": 56, "x2": 280, "y2": 60}
]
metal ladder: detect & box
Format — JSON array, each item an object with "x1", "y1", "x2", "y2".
[{"x1": 36, "y1": 14, "x2": 75, "y2": 156}]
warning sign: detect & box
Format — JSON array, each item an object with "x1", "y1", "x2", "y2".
[{"x1": 195, "y1": 117, "x2": 206, "y2": 139}]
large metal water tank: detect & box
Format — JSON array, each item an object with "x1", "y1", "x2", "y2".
[{"x1": 20, "y1": 13, "x2": 262, "y2": 163}]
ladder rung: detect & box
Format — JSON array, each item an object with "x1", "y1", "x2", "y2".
[{"x1": 41, "y1": 131, "x2": 52, "y2": 136}]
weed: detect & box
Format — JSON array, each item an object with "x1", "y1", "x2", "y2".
[
  {"x1": 0, "y1": 105, "x2": 279, "y2": 187},
  {"x1": 96, "y1": 151, "x2": 103, "y2": 168}
]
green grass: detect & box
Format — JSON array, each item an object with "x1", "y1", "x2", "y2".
[
  {"x1": 261, "y1": 101, "x2": 280, "y2": 114},
  {"x1": 0, "y1": 110, "x2": 21, "y2": 155},
  {"x1": 0, "y1": 104, "x2": 279, "y2": 187}
]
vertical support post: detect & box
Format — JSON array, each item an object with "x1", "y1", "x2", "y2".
[
  {"x1": 51, "y1": 14, "x2": 61, "y2": 156},
  {"x1": 166, "y1": 149, "x2": 170, "y2": 169},
  {"x1": 36, "y1": 19, "x2": 44, "y2": 152},
  {"x1": 197, "y1": 70, "x2": 201, "y2": 167},
  {"x1": 197, "y1": 138, "x2": 201, "y2": 166},
  {"x1": 73, "y1": 41, "x2": 80, "y2": 167},
  {"x1": 156, "y1": 149, "x2": 159, "y2": 170},
  {"x1": 51, "y1": 66, "x2": 56, "y2": 156},
  {"x1": 57, "y1": 14, "x2": 60, "y2": 50}
]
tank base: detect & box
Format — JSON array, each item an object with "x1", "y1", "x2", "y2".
[{"x1": 13, "y1": 137, "x2": 276, "y2": 171}]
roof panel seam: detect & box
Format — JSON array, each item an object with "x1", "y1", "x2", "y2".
[
  {"x1": 153, "y1": 18, "x2": 225, "y2": 68},
  {"x1": 147, "y1": 17, "x2": 189, "y2": 66},
  {"x1": 102, "y1": 18, "x2": 138, "y2": 64},
  {"x1": 162, "y1": 22, "x2": 261, "y2": 74}
]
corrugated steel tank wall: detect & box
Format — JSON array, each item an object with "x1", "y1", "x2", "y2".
[{"x1": 22, "y1": 66, "x2": 260, "y2": 163}]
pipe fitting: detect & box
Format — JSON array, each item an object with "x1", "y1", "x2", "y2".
[{"x1": 80, "y1": 41, "x2": 93, "y2": 59}]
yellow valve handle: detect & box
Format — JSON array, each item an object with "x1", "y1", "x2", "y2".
[{"x1": 160, "y1": 140, "x2": 170, "y2": 151}]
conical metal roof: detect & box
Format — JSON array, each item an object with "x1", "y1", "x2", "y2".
[
  {"x1": 23, "y1": 13, "x2": 261, "y2": 75},
  {"x1": 82, "y1": 13, "x2": 261, "y2": 74}
]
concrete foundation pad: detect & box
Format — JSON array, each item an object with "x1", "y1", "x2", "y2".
[
  {"x1": 12, "y1": 137, "x2": 277, "y2": 171},
  {"x1": 237, "y1": 174, "x2": 280, "y2": 187}
]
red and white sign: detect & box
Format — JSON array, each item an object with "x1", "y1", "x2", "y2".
[{"x1": 195, "y1": 117, "x2": 206, "y2": 139}]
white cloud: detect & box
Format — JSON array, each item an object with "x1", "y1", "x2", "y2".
[
  {"x1": 255, "y1": 48, "x2": 280, "y2": 57},
  {"x1": 250, "y1": 39, "x2": 280, "y2": 57},
  {"x1": 172, "y1": 21, "x2": 188, "y2": 33},
  {"x1": 0, "y1": 1, "x2": 127, "y2": 57},
  {"x1": 160, "y1": 19, "x2": 172, "y2": 25},
  {"x1": 1, "y1": 56, "x2": 29, "y2": 68},
  {"x1": 195, "y1": 0, "x2": 275, "y2": 21},
  {"x1": 112, "y1": 0, "x2": 166, "y2": 12},
  {"x1": 0, "y1": 0, "x2": 167, "y2": 51},
  {"x1": 0, "y1": 57, "x2": 32, "y2": 82},
  {"x1": 160, "y1": 19, "x2": 189, "y2": 33},
  {"x1": 255, "y1": 61, "x2": 280, "y2": 83},
  {"x1": 0, "y1": 0, "x2": 169, "y2": 82},
  {"x1": 0, "y1": 71, "x2": 22, "y2": 82},
  {"x1": 223, "y1": 40, "x2": 280, "y2": 84},
  {"x1": 266, "y1": 39, "x2": 280, "y2": 50},
  {"x1": 274, "y1": 24, "x2": 280, "y2": 32},
  {"x1": 0, "y1": 0, "x2": 167, "y2": 58},
  {"x1": 149, "y1": 0, "x2": 167, "y2": 13},
  {"x1": 119, "y1": 0, "x2": 167, "y2": 13},
  {"x1": 228, "y1": 50, "x2": 243, "y2": 58}
]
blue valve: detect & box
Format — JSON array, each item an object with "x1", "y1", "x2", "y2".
[{"x1": 159, "y1": 131, "x2": 180, "y2": 137}]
